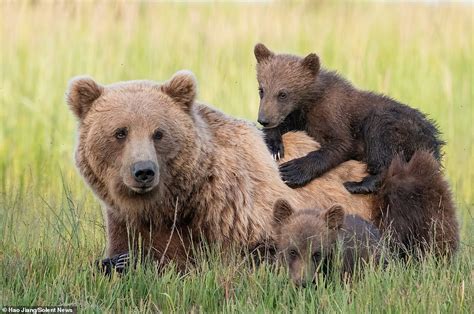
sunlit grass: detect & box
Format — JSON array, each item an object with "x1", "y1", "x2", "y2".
[{"x1": 0, "y1": 1, "x2": 472, "y2": 312}]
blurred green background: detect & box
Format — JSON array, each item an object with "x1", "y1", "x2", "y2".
[{"x1": 1, "y1": 1, "x2": 472, "y2": 311}]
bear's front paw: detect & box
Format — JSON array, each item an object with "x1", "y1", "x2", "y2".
[
  {"x1": 97, "y1": 252, "x2": 130, "y2": 276},
  {"x1": 279, "y1": 158, "x2": 314, "y2": 188},
  {"x1": 266, "y1": 137, "x2": 285, "y2": 160},
  {"x1": 343, "y1": 181, "x2": 375, "y2": 194},
  {"x1": 344, "y1": 175, "x2": 379, "y2": 194}
]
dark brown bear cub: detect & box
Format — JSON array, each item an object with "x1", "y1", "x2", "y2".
[
  {"x1": 273, "y1": 199, "x2": 382, "y2": 287},
  {"x1": 254, "y1": 43, "x2": 444, "y2": 193},
  {"x1": 373, "y1": 151, "x2": 459, "y2": 258}
]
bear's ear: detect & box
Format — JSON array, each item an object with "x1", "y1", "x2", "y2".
[
  {"x1": 254, "y1": 43, "x2": 274, "y2": 63},
  {"x1": 324, "y1": 204, "x2": 344, "y2": 230},
  {"x1": 273, "y1": 199, "x2": 294, "y2": 224},
  {"x1": 161, "y1": 70, "x2": 197, "y2": 112},
  {"x1": 67, "y1": 76, "x2": 103, "y2": 120},
  {"x1": 301, "y1": 53, "x2": 320, "y2": 76}
]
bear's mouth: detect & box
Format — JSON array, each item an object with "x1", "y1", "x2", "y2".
[
  {"x1": 261, "y1": 124, "x2": 281, "y2": 130},
  {"x1": 129, "y1": 185, "x2": 155, "y2": 194},
  {"x1": 119, "y1": 175, "x2": 159, "y2": 196},
  {"x1": 260, "y1": 116, "x2": 286, "y2": 130}
]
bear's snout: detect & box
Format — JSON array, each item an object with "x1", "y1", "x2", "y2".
[
  {"x1": 131, "y1": 161, "x2": 157, "y2": 185},
  {"x1": 257, "y1": 102, "x2": 285, "y2": 129},
  {"x1": 257, "y1": 116, "x2": 270, "y2": 128}
]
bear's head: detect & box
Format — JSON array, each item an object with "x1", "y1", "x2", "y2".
[
  {"x1": 272, "y1": 199, "x2": 344, "y2": 287},
  {"x1": 67, "y1": 71, "x2": 201, "y2": 220},
  {"x1": 254, "y1": 43, "x2": 320, "y2": 129}
]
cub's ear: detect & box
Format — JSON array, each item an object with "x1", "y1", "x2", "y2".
[
  {"x1": 324, "y1": 204, "x2": 345, "y2": 230},
  {"x1": 67, "y1": 76, "x2": 103, "y2": 120},
  {"x1": 273, "y1": 199, "x2": 294, "y2": 224},
  {"x1": 161, "y1": 70, "x2": 197, "y2": 112},
  {"x1": 301, "y1": 53, "x2": 320, "y2": 76},
  {"x1": 254, "y1": 43, "x2": 274, "y2": 63}
]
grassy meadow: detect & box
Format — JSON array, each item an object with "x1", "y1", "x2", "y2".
[{"x1": 1, "y1": 1, "x2": 473, "y2": 312}]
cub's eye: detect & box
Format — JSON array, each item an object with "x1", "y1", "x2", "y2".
[
  {"x1": 312, "y1": 252, "x2": 322, "y2": 264},
  {"x1": 258, "y1": 87, "x2": 264, "y2": 99},
  {"x1": 278, "y1": 91, "x2": 288, "y2": 100},
  {"x1": 288, "y1": 249, "x2": 298, "y2": 258},
  {"x1": 114, "y1": 128, "x2": 128, "y2": 140},
  {"x1": 153, "y1": 129, "x2": 163, "y2": 141}
]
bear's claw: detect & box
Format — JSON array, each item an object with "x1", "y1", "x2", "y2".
[
  {"x1": 264, "y1": 130, "x2": 285, "y2": 161},
  {"x1": 114, "y1": 252, "x2": 130, "y2": 272},
  {"x1": 269, "y1": 142, "x2": 284, "y2": 161},
  {"x1": 271, "y1": 151, "x2": 282, "y2": 161},
  {"x1": 97, "y1": 252, "x2": 130, "y2": 276}
]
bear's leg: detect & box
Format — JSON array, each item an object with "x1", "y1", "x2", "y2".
[
  {"x1": 105, "y1": 210, "x2": 134, "y2": 256},
  {"x1": 96, "y1": 210, "x2": 134, "y2": 275},
  {"x1": 344, "y1": 111, "x2": 399, "y2": 194}
]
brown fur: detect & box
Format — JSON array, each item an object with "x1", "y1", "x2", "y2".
[
  {"x1": 373, "y1": 151, "x2": 459, "y2": 257},
  {"x1": 255, "y1": 44, "x2": 458, "y2": 260},
  {"x1": 66, "y1": 71, "x2": 376, "y2": 268},
  {"x1": 273, "y1": 151, "x2": 459, "y2": 284},
  {"x1": 254, "y1": 44, "x2": 444, "y2": 194},
  {"x1": 273, "y1": 200, "x2": 382, "y2": 286},
  {"x1": 278, "y1": 132, "x2": 372, "y2": 220}
]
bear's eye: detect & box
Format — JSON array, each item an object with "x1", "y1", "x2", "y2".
[
  {"x1": 114, "y1": 127, "x2": 128, "y2": 140},
  {"x1": 288, "y1": 249, "x2": 298, "y2": 259},
  {"x1": 258, "y1": 87, "x2": 264, "y2": 99},
  {"x1": 278, "y1": 91, "x2": 288, "y2": 100},
  {"x1": 312, "y1": 252, "x2": 322, "y2": 265},
  {"x1": 153, "y1": 129, "x2": 163, "y2": 141}
]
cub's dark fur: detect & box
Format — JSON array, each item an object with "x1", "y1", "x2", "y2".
[
  {"x1": 254, "y1": 43, "x2": 444, "y2": 193},
  {"x1": 373, "y1": 151, "x2": 459, "y2": 258}
]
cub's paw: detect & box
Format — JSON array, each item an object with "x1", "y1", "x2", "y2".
[
  {"x1": 264, "y1": 132, "x2": 284, "y2": 160},
  {"x1": 343, "y1": 181, "x2": 374, "y2": 194},
  {"x1": 279, "y1": 158, "x2": 314, "y2": 188},
  {"x1": 97, "y1": 252, "x2": 130, "y2": 276},
  {"x1": 344, "y1": 174, "x2": 380, "y2": 194},
  {"x1": 268, "y1": 140, "x2": 284, "y2": 161}
]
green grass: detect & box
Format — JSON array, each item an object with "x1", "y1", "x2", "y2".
[{"x1": 1, "y1": 1, "x2": 473, "y2": 312}]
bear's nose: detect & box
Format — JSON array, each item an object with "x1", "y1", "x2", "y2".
[
  {"x1": 131, "y1": 161, "x2": 157, "y2": 184},
  {"x1": 258, "y1": 118, "x2": 270, "y2": 127}
]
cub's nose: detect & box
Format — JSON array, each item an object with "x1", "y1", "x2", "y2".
[
  {"x1": 131, "y1": 161, "x2": 157, "y2": 184},
  {"x1": 258, "y1": 118, "x2": 270, "y2": 127}
]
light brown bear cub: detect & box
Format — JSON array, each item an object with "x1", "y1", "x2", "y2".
[{"x1": 273, "y1": 199, "x2": 382, "y2": 287}]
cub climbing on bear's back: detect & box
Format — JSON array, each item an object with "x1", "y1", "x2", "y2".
[{"x1": 254, "y1": 43, "x2": 444, "y2": 194}]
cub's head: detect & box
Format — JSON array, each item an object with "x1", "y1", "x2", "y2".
[
  {"x1": 254, "y1": 43, "x2": 321, "y2": 129},
  {"x1": 272, "y1": 199, "x2": 344, "y2": 287},
  {"x1": 67, "y1": 71, "x2": 198, "y2": 213}
]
